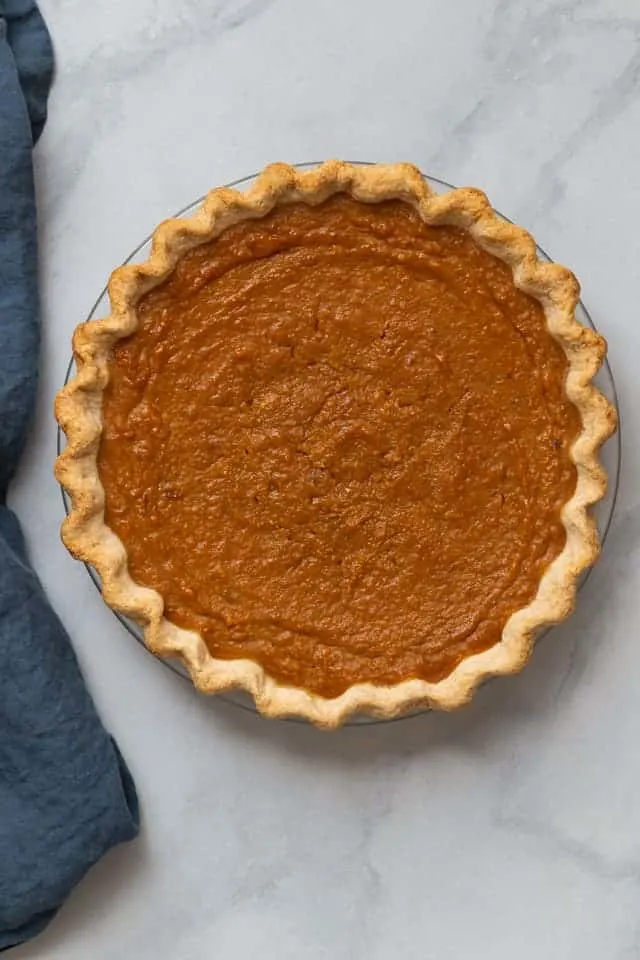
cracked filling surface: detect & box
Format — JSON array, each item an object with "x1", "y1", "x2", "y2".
[{"x1": 98, "y1": 195, "x2": 579, "y2": 697}]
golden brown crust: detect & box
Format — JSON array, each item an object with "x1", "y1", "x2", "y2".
[{"x1": 55, "y1": 161, "x2": 617, "y2": 728}]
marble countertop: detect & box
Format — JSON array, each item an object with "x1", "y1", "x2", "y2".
[{"x1": 11, "y1": 1, "x2": 640, "y2": 957}]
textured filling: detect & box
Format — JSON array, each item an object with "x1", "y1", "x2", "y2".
[{"x1": 99, "y1": 196, "x2": 579, "y2": 697}]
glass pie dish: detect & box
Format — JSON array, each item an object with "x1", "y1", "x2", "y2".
[{"x1": 57, "y1": 162, "x2": 621, "y2": 724}]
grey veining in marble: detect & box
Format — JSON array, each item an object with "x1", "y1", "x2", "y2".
[{"x1": 9, "y1": 0, "x2": 640, "y2": 957}]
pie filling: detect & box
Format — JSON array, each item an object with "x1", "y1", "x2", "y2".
[{"x1": 98, "y1": 196, "x2": 579, "y2": 698}]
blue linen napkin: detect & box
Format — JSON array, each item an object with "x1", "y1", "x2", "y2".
[{"x1": 0, "y1": 1, "x2": 139, "y2": 950}]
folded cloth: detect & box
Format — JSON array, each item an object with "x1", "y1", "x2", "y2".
[{"x1": 0, "y1": 1, "x2": 139, "y2": 951}]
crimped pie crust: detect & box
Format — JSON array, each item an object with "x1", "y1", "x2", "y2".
[{"x1": 55, "y1": 160, "x2": 617, "y2": 728}]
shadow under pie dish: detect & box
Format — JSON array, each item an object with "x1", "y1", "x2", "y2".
[{"x1": 55, "y1": 160, "x2": 617, "y2": 728}]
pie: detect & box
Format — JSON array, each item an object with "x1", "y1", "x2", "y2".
[{"x1": 55, "y1": 160, "x2": 616, "y2": 727}]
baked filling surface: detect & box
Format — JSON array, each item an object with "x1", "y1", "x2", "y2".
[{"x1": 98, "y1": 195, "x2": 579, "y2": 697}]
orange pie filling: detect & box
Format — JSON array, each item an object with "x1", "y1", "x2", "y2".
[{"x1": 98, "y1": 196, "x2": 579, "y2": 698}]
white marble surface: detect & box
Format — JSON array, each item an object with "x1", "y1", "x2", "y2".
[{"x1": 9, "y1": 0, "x2": 640, "y2": 956}]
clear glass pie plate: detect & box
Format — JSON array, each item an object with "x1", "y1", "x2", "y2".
[{"x1": 57, "y1": 161, "x2": 621, "y2": 725}]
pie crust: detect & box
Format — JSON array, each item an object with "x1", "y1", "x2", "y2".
[{"x1": 55, "y1": 161, "x2": 617, "y2": 727}]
